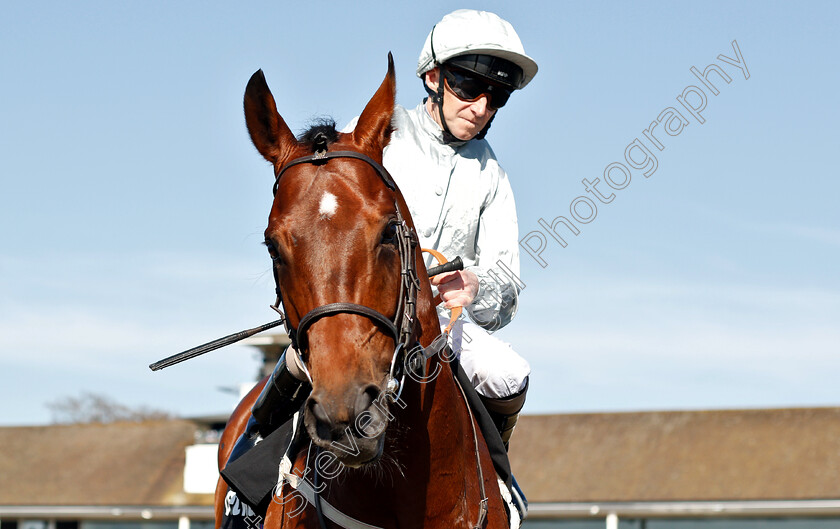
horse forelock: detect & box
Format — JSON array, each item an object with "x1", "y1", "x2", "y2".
[{"x1": 298, "y1": 119, "x2": 340, "y2": 153}]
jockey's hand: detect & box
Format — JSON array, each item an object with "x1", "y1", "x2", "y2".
[{"x1": 431, "y1": 269, "x2": 480, "y2": 308}]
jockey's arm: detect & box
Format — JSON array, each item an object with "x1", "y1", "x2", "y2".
[{"x1": 463, "y1": 168, "x2": 522, "y2": 332}]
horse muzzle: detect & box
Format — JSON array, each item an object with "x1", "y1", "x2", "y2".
[{"x1": 304, "y1": 383, "x2": 390, "y2": 467}]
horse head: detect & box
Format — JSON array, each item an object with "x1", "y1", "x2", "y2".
[{"x1": 244, "y1": 55, "x2": 431, "y2": 467}]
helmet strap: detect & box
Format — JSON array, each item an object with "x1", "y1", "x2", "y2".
[
  {"x1": 422, "y1": 70, "x2": 461, "y2": 145},
  {"x1": 426, "y1": 26, "x2": 461, "y2": 144},
  {"x1": 436, "y1": 79, "x2": 461, "y2": 144}
]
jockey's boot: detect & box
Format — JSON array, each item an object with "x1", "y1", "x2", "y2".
[
  {"x1": 227, "y1": 415, "x2": 260, "y2": 466},
  {"x1": 480, "y1": 378, "x2": 528, "y2": 451},
  {"x1": 480, "y1": 379, "x2": 529, "y2": 519},
  {"x1": 251, "y1": 346, "x2": 312, "y2": 438},
  {"x1": 228, "y1": 347, "x2": 311, "y2": 463}
]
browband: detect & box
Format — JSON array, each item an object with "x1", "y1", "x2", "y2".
[{"x1": 274, "y1": 150, "x2": 396, "y2": 195}]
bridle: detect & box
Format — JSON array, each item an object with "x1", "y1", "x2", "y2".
[
  {"x1": 270, "y1": 150, "x2": 492, "y2": 529},
  {"x1": 150, "y1": 144, "x2": 491, "y2": 529},
  {"x1": 268, "y1": 147, "x2": 422, "y2": 399}
]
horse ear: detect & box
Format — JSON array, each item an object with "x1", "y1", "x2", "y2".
[
  {"x1": 244, "y1": 69, "x2": 298, "y2": 166},
  {"x1": 352, "y1": 53, "x2": 396, "y2": 156}
]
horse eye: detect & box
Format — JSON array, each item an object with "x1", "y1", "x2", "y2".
[
  {"x1": 381, "y1": 221, "x2": 399, "y2": 246},
  {"x1": 263, "y1": 240, "x2": 283, "y2": 263}
]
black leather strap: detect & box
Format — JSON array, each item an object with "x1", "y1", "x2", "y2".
[
  {"x1": 296, "y1": 302, "x2": 400, "y2": 351},
  {"x1": 274, "y1": 150, "x2": 396, "y2": 195}
]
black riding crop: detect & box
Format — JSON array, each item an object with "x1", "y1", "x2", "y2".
[{"x1": 148, "y1": 257, "x2": 462, "y2": 371}]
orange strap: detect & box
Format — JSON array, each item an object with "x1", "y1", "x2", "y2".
[{"x1": 422, "y1": 248, "x2": 462, "y2": 335}]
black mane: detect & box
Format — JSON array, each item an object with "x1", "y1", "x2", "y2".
[{"x1": 299, "y1": 119, "x2": 339, "y2": 153}]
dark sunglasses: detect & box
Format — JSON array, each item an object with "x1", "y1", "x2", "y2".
[{"x1": 442, "y1": 68, "x2": 513, "y2": 110}]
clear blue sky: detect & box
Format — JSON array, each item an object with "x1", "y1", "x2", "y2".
[{"x1": 2, "y1": 1, "x2": 838, "y2": 425}]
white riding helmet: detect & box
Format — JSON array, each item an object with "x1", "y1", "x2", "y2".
[{"x1": 417, "y1": 9, "x2": 538, "y2": 89}]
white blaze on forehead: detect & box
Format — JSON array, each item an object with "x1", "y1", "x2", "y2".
[{"x1": 318, "y1": 192, "x2": 339, "y2": 218}]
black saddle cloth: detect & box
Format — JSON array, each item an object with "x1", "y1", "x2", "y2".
[{"x1": 221, "y1": 359, "x2": 511, "y2": 511}]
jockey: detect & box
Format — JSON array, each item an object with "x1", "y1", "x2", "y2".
[
  {"x1": 382, "y1": 7, "x2": 535, "y2": 448},
  {"x1": 234, "y1": 8, "x2": 536, "y2": 515}
]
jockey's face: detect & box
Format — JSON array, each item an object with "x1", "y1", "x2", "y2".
[{"x1": 425, "y1": 68, "x2": 496, "y2": 141}]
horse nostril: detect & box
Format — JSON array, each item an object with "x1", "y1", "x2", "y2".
[
  {"x1": 352, "y1": 384, "x2": 387, "y2": 438},
  {"x1": 355, "y1": 384, "x2": 381, "y2": 418},
  {"x1": 307, "y1": 397, "x2": 334, "y2": 442}
]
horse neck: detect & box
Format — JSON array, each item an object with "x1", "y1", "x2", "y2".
[
  {"x1": 400, "y1": 298, "x2": 476, "y2": 468},
  {"x1": 380, "y1": 349, "x2": 491, "y2": 520}
]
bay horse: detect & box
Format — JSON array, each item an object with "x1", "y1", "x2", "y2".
[{"x1": 214, "y1": 55, "x2": 510, "y2": 529}]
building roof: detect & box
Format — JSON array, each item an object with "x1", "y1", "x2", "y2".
[
  {"x1": 509, "y1": 407, "x2": 840, "y2": 503},
  {"x1": 0, "y1": 419, "x2": 214, "y2": 507},
  {"x1": 3, "y1": 407, "x2": 839, "y2": 509}
]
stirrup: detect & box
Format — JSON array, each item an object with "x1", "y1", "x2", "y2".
[
  {"x1": 251, "y1": 346, "x2": 312, "y2": 438},
  {"x1": 511, "y1": 475, "x2": 528, "y2": 520}
]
